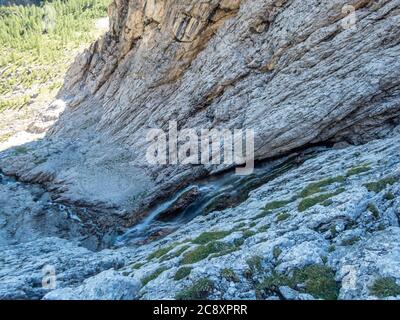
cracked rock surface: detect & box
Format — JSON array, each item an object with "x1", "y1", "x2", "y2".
[{"x1": 1, "y1": 132, "x2": 399, "y2": 300}]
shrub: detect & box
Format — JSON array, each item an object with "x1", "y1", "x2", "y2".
[{"x1": 370, "y1": 277, "x2": 400, "y2": 298}]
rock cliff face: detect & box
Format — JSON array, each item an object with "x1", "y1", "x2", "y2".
[
  {"x1": 1, "y1": 0, "x2": 399, "y2": 215},
  {"x1": 1, "y1": 0, "x2": 400, "y2": 300}
]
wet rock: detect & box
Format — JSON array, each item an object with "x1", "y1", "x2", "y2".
[{"x1": 157, "y1": 186, "x2": 201, "y2": 221}]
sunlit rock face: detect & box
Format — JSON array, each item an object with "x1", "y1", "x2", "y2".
[{"x1": 1, "y1": 0, "x2": 400, "y2": 216}]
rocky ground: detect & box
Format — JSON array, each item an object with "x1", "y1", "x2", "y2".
[{"x1": 1, "y1": 130, "x2": 399, "y2": 300}]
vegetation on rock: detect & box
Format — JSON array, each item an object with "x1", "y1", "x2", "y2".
[
  {"x1": 175, "y1": 278, "x2": 214, "y2": 300},
  {"x1": 370, "y1": 277, "x2": 400, "y2": 298},
  {"x1": 174, "y1": 267, "x2": 192, "y2": 281}
]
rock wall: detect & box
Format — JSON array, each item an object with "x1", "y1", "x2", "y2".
[{"x1": 1, "y1": 0, "x2": 400, "y2": 219}]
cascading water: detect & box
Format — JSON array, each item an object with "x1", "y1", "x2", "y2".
[{"x1": 114, "y1": 147, "x2": 326, "y2": 247}]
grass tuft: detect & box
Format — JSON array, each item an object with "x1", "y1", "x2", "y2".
[
  {"x1": 181, "y1": 241, "x2": 235, "y2": 265},
  {"x1": 174, "y1": 267, "x2": 192, "y2": 281},
  {"x1": 298, "y1": 188, "x2": 345, "y2": 212},
  {"x1": 175, "y1": 278, "x2": 214, "y2": 300},
  {"x1": 192, "y1": 231, "x2": 231, "y2": 245},
  {"x1": 258, "y1": 265, "x2": 339, "y2": 300},
  {"x1": 141, "y1": 267, "x2": 168, "y2": 286},
  {"x1": 220, "y1": 268, "x2": 239, "y2": 282},
  {"x1": 363, "y1": 177, "x2": 397, "y2": 193},
  {"x1": 367, "y1": 203, "x2": 380, "y2": 220},
  {"x1": 346, "y1": 165, "x2": 371, "y2": 177},
  {"x1": 299, "y1": 176, "x2": 345, "y2": 198}
]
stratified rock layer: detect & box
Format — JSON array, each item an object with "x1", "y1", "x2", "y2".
[{"x1": 1, "y1": 0, "x2": 399, "y2": 213}]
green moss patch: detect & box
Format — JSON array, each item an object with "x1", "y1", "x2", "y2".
[
  {"x1": 141, "y1": 267, "x2": 168, "y2": 286},
  {"x1": 384, "y1": 192, "x2": 395, "y2": 201},
  {"x1": 299, "y1": 176, "x2": 346, "y2": 198},
  {"x1": 298, "y1": 188, "x2": 345, "y2": 212},
  {"x1": 181, "y1": 241, "x2": 235, "y2": 265},
  {"x1": 346, "y1": 165, "x2": 371, "y2": 177},
  {"x1": 258, "y1": 225, "x2": 270, "y2": 233},
  {"x1": 233, "y1": 222, "x2": 247, "y2": 230},
  {"x1": 264, "y1": 198, "x2": 295, "y2": 211},
  {"x1": 192, "y1": 231, "x2": 231, "y2": 245},
  {"x1": 147, "y1": 243, "x2": 181, "y2": 261},
  {"x1": 364, "y1": 177, "x2": 397, "y2": 193},
  {"x1": 160, "y1": 245, "x2": 191, "y2": 262},
  {"x1": 14, "y1": 146, "x2": 29, "y2": 155},
  {"x1": 242, "y1": 230, "x2": 256, "y2": 239},
  {"x1": 174, "y1": 267, "x2": 193, "y2": 281},
  {"x1": 253, "y1": 210, "x2": 273, "y2": 220},
  {"x1": 131, "y1": 262, "x2": 145, "y2": 270}
]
